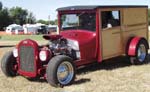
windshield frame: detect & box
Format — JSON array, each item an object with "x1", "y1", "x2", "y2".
[{"x1": 58, "y1": 10, "x2": 96, "y2": 32}]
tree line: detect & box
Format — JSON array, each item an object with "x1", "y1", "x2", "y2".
[{"x1": 0, "y1": 2, "x2": 57, "y2": 31}]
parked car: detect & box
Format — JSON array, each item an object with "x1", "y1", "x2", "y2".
[
  {"x1": 1, "y1": 5, "x2": 149, "y2": 87},
  {"x1": 37, "y1": 25, "x2": 48, "y2": 34}
]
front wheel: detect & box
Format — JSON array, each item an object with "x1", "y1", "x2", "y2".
[
  {"x1": 46, "y1": 55, "x2": 76, "y2": 87},
  {"x1": 1, "y1": 51, "x2": 17, "y2": 77},
  {"x1": 129, "y1": 40, "x2": 148, "y2": 64}
]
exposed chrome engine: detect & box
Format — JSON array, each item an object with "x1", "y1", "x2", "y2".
[
  {"x1": 50, "y1": 38, "x2": 70, "y2": 55},
  {"x1": 49, "y1": 38, "x2": 80, "y2": 59}
]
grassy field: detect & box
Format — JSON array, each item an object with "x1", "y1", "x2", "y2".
[
  {"x1": 0, "y1": 35, "x2": 45, "y2": 41},
  {"x1": 1, "y1": 47, "x2": 150, "y2": 92},
  {"x1": 1, "y1": 35, "x2": 150, "y2": 92},
  {"x1": 0, "y1": 35, "x2": 48, "y2": 46}
]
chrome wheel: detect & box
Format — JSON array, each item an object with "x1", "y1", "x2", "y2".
[
  {"x1": 57, "y1": 61, "x2": 74, "y2": 85},
  {"x1": 130, "y1": 43, "x2": 147, "y2": 64},
  {"x1": 137, "y1": 44, "x2": 146, "y2": 62}
]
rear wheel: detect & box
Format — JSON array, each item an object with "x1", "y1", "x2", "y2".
[
  {"x1": 46, "y1": 55, "x2": 76, "y2": 87},
  {"x1": 1, "y1": 51, "x2": 17, "y2": 77},
  {"x1": 129, "y1": 40, "x2": 148, "y2": 64}
]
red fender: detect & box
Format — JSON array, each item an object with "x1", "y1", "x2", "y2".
[{"x1": 128, "y1": 37, "x2": 141, "y2": 56}]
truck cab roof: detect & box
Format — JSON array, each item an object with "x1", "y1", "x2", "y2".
[{"x1": 57, "y1": 5, "x2": 148, "y2": 11}]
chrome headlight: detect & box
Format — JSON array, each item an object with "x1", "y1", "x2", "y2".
[
  {"x1": 39, "y1": 49, "x2": 51, "y2": 62},
  {"x1": 39, "y1": 50, "x2": 47, "y2": 61},
  {"x1": 13, "y1": 48, "x2": 18, "y2": 57},
  {"x1": 67, "y1": 39, "x2": 79, "y2": 50}
]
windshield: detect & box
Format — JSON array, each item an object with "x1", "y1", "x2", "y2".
[{"x1": 60, "y1": 12, "x2": 96, "y2": 32}]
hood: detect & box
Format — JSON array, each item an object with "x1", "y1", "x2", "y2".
[
  {"x1": 60, "y1": 30, "x2": 96, "y2": 46},
  {"x1": 43, "y1": 34, "x2": 62, "y2": 41}
]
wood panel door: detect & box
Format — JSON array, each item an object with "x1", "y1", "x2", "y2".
[
  {"x1": 101, "y1": 27, "x2": 123, "y2": 59},
  {"x1": 100, "y1": 9, "x2": 123, "y2": 60}
]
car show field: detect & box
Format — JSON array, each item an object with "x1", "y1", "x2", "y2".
[
  {"x1": 1, "y1": 0, "x2": 150, "y2": 91},
  {"x1": 0, "y1": 6, "x2": 150, "y2": 92},
  {"x1": 1, "y1": 36, "x2": 150, "y2": 92}
]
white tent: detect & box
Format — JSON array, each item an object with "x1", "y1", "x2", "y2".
[
  {"x1": 5, "y1": 24, "x2": 24, "y2": 34},
  {"x1": 23, "y1": 23, "x2": 47, "y2": 34},
  {"x1": 23, "y1": 24, "x2": 38, "y2": 34}
]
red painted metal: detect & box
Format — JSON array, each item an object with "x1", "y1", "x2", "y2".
[
  {"x1": 17, "y1": 39, "x2": 41, "y2": 77},
  {"x1": 58, "y1": 10, "x2": 98, "y2": 65},
  {"x1": 128, "y1": 37, "x2": 141, "y2": 56},
  {"x1": 61, "y1": 30, "x2": 97, "y2": 65},
  {"x1": 37, "y1": 67, "x2": 46, "y2": 76},
  {"x1": 95, "y1": 9, "x2": 102, "y2": 62}
]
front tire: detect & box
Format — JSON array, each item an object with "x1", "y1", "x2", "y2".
[
  {"x1": 129, "y1": 40, "x2": 148, "y2": 64},
  {"x1": 1, "y1": 51, "x2": 17, "y2": 77},
  {"x1": 46, "y1": 55, "x2": 76, "y2": 87}
]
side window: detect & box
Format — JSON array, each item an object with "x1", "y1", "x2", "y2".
[{"x1": 101, "y1": 10, "x2": 120, "y2": 29}]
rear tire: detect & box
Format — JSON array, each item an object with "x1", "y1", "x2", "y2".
[
  {"x1": 129, "y1": 40, "x2": 148, "y2": 65},
  {"x1": 1, "y1": 51, "x2": 17, "y2": 77},
  {"x1": 46, "y1": 55, "x2": 76, "y2": 87}
]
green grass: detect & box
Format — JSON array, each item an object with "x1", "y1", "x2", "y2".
[{"x1": 0, "y1": 35, "x2": 45, "y2": 41}]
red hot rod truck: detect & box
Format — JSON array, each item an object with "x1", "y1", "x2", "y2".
[{"x1": 1, "y1": 5, "x2": 149, "y2": 87}]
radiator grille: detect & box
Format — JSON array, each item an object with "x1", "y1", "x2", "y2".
[{"x1": 19, "y1": 46, "x2": 35, "y2": 72}]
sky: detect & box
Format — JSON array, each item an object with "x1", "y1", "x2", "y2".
[{"x1": 1, "y1": 0, "x2": 150, "y2": 20}]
